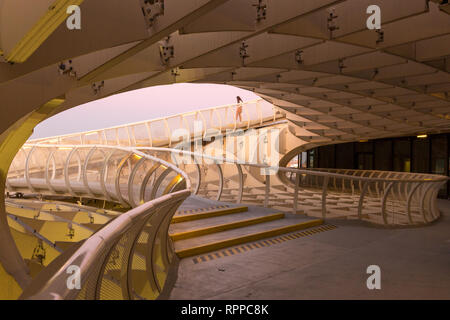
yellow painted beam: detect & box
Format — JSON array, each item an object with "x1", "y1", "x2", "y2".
[
  {"x1": 171, "y1": 206, "x2": 248, "y2": 224},
  {"x1": 6, "y1": 0, "x2": 85, "y2": 63}
]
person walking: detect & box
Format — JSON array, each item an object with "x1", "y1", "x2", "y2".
[{"x1": 236, "y1": 96, "x2": 243, "y2": 123}]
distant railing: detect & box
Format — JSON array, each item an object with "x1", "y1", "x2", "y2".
[
  {"x1": 7, "y1": 145, "x2": 190, "y2": 209},
  {"x1": 136, "y1": 148, "x2": 448, "y2": 227},
  {"x1": 282, "y1": 168, "x2": 448, "y2": 226},
  {"x1": 9, "y1": 145, "x2": 448, "y2": 228},
  {"x1": 10, "y1": 145, "x2": 191, "y2": 300},
  {"x1": 28, "y1": 99, "x2": 283, "y2": 148},
  {"x1": 9, "y1": 142, "x2": 449, "y2": 228}
]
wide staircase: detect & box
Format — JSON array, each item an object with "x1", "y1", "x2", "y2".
[{"x1": 169, "y1": 197, "x2": 322, "y2": 259}]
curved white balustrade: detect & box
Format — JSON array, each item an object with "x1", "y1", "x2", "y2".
[
  {"x1": 282, "y1": 168, "x2": 448, "y2": 226},
  {"x1": 137, "y1": 147, "x2": 448, "y2": 227},
  {"x1": 28, "y1": 99, "x2": 283, "y2": 148},
  {"x1": 7, "y1": 145, "x2": 190, "y2": 209},
  {"x1": 8, "y1": 145, "x2": 448, "y2": 227},
  {"x1": 8, "y1": 145, "x2": 191, "y2": 300},
  {"x1": 20, "y1": 190, "x2": 190, "y2": 300}
]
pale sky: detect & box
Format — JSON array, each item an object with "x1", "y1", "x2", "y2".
[{"x1": 30, "y1": 83, "x2": 262, "y2": 139}]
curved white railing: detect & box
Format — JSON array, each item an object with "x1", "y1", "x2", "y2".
[
  {"x1": 8, "y1": 145, "x2": 448, "y2": 227},
  {"x1": 7, "y1": 145, "x2": 190, "y2": 209},
  {"x1": 20, "y1": 190, "x2": 189, "y2": 300},
  {"x1": 9, "y1": 145, "x2": 191, "y2": 300},
  {"x1": 136, "y1": 147, "x2": 448, "y2": 227},
  {"x1": 281, "y1": 168, "x2": 448, "y2": 226},
  {"x1": 28, "y1": 99, "x2": 284, "y2": 148}
]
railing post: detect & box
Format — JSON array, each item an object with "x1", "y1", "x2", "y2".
[
  {"x1": 216, "y1": 163, "x2": 223, "y2": 201},
  {"x1": 406, "y1": 182, "x2": 421, "y2": 224},
  {"x1": 431, "y1": 181, "x2": 446, "y2": 220},
  {"x1": 256, "y1": 100, "x2": 263, "y2": 126},
  {"x1": 358, "y1": 181, "x2": 369, "y2": 220},
  {"x1": 149, "y1": 167, "x2": 171, "y2": 200},
  {"x1": 264, "y1": 172, "x2": 270, "y2": 208},
  {"x1": 25, "y1": 146, "x2": 37, "y2": 193},
  {"x1": 64, "y1": 147, "x2": 79, "y2": 197},
  {"x1": 321, "y1": 176, "x2": 329, "y2": 219},
  {"x1": 293, "y1": 172, "x2": 299, "y2": 214},
  {"x1": 420, "y1": 183, "x2": 434, "y2": 224},
  {"x1": 126, "y1": 126, "x2": 132, "y2": 146},
  {"x1": 381, "y1": 182, "x2": 395, "y2": 225},
  {"x1": 82, "y1": 147, "x2": 97, "y2": 197},
  {"x1": 100, "y1": 150, "x2": 115, "y2": 202},
  {"x1": 236, "y1": 164, "x2": 243, "y2": 204},
  {"x1": 244, "y1": 105, "x2": 251, "y2": 129},
  {"x1": 194, "y1": 162, "x2": 201, "y2": 195},
  {"x1": 145, "y1": 122, "x2": 153, "y2": 147},
  {"x1": 45, "y1": 149, "x2": 57, "y2": 194},
  {"x1": 127, "y1": 158, "x2": 146, "y2": 208},
  {"x1": 114, "y1": 153, "x2": 133, "y2": 206},
  {"x1": 163, "y1": 119, "x2": 171, "y2": 147},
  {"x1": 213, "y1": 109, "x2": 222, "y2": 132},
  {"x1": 138, "y1": 164, "x2": 161, "y2": 204}
]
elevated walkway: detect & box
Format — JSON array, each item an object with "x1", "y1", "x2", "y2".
[{"x1": 28, "y1": 99, "x2": 285, "y2": 148}]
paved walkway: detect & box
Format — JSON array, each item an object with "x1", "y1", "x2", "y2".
[{"x1": 170, "y1": 199, "x2": 450, "y2": 300}]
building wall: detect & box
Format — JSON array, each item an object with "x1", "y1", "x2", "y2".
[{"x1": 306, "y1": 133, "x2": 450, "y2": 198}]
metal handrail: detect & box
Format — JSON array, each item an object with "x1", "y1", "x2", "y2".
[
  {"x1": 8, "y1": 144, "x2": 191, "y2": 207},
  {"x1": 137, "y1": 147, "x2": 448, "y2": 184},
  {"x1": 20, "y1": 190, "x2": 190, "y2": 300},
  {"x1": 136, "y1": 147, "x2": 448, "y2": 226},
  {"x1": 9, "y1": 144, "x2": 448, "y2": 227},
  {"x1": 10, "y1": 145, "x2": 192, "y2": 300}
]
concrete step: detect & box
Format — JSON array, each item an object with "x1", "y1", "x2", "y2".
[
  {"x1": 170, "y1": 213, "x2": 285, "y2": 241},
  {"x1": 170, "y1": 210, "x2": 276, "y2": 233},
  {"x1": 171, "y1": 206, "x2": 248, "y2": 224},
  {"x1": 176, "y1": 205, "x2": 230, "y2": 215},
  {"x1": 174, "y1": 218, "x2": 323, "y2": 258}
]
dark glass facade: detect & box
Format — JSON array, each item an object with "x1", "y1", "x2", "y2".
[{"x1": 305, "y1": 133, "x2": 450, "y2": 198}]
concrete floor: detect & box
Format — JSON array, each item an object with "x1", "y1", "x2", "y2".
[{"x1": 170, "y1": 199, "x2": 450, "y2": 300}]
